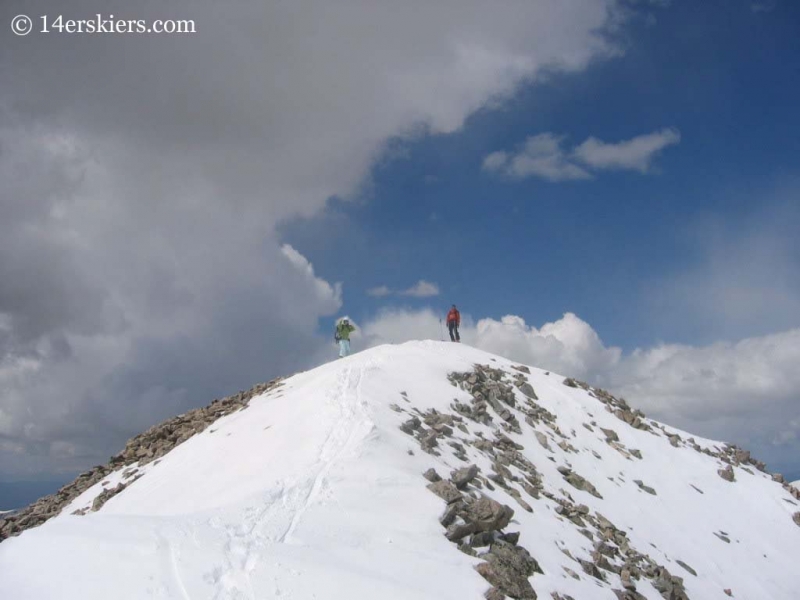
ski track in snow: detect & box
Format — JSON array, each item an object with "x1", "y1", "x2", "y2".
[{"x1": 209, "y1": 362, "x2": 376, "y2": 600}]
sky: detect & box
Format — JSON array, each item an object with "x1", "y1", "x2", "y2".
[{"x1": 1, "y1": 0, "x2": 799, "y2": 500}]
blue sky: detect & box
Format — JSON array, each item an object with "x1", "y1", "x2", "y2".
[{"x1": 286, "y1": 1, "x2": 800, "y2": 351}]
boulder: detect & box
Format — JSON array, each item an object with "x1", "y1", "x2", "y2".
[
  {"x1": 427, "y1": 480, "x2": 463, "y2": 504},
  {"x1": 451, "y1": 464, "x2": 480, "y2": 490},
  {"x1": 600, "y1": 428, "x2": 619, "y2": 443},
  {"x1": 464, "y1": 497, "x2": 515, "y2": 533},
  {"x1": 475, "y1": 540, "x2": 540, "y2": 599},
  {"x1": 717, "y1": 465, "x2": 735, "y2": 482},
  {"x1": 423, "y1": 468, "x2": 441, "y2": 483}
]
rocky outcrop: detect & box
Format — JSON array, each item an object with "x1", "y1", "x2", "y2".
[
  {"x1": 423, "y1": 465, "x2": 540, "y2": 600},
  {"x1": 476, "y1": 540, "x2": 541, "y2": 599},
  {"x1": 0, "y1": 378, "x2": 283, "y2": 542}
]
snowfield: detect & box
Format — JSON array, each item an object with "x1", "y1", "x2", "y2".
[{"x1": 1, "y1": 341, "x2": 798, "y2": 599}]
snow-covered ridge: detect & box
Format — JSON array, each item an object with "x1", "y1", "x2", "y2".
[{"x1": 1, "y1": 341, "x2": 798, "y2": 600}]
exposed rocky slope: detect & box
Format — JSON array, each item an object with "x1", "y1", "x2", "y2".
[{"x1": 1, "y1": 341, "x2": 798, "y2": 600}]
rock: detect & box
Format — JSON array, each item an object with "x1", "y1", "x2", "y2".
[
  {"x1": 399, "y1": 417, "x2": 422, "y2": 434},
  {"x1": 512, "y1": 365, "x2": 531, "y2": 374},
  {"x1": 718, "y1": 465, "x2": 735, "y2": 482},
  {"x1": 633, "y1": 480, "x2": 657, "y2": 495},
  {"x1": 91, "y1": 482, "x2": 127, "y2": 512},
  {"x1": 620, "y1": 568, "x2": 636, "y2": 590},
  {"x1": 446, "y1": 521, "x2": 479, "y2": 542},
  {"x1": 600, "y1": 428, "x2": 619, "y2": 442},
  {"x1": 419, "y1": 430, "x2": 439, "y2": 453},
  {"x1": 485, "y1": 587, "x2": 506, "y2": 600},
  {"x1": 517, "y1": 383, "x2": 538, "y2": 400},
  {"x1": 475, "y1": 540, "x2": 540, "y2": 599},
  {"x1": 792, "y1": 512, "x2": 800, "y2": 527},
  {"x1": 629, "y1": 449, "x2": 643, "y2": 460},
  {"x1": 534, "y1": 432, "x2": 550, "y2": 450},
  {"x1": 464, "y1": 497, "x2": 515, "y2": 534},
  {"x1": 502, "y1": 531, "x2": 520, "y2": 545},
  {"x1": 494, "y1": 433, "x2": 524, "y2": 451},
  {"x1": 564, "y1": 472, "x2": 603, "y2": 499},
  {"x1": 474, "y1": 439, "x2": 495, "y2": 453},
  {"x1": 507, "y1": 490, "x2": 533, "y2": 513},
  {"x1": 423, "y1": 468, "x2": 442, "y2": 483},
  {"x1": 451, "y1": 464, "x2": 480, "y2": 490},
  {"x1": 675, "y1": 560, "x2": 697, "y2": 576},
  {"x1": 439, "y1": 501, "x2": 463, "y2": 527},
  {"x1": 580, "y1": 559, "x2": 606, "y2": 581},
  {"x1": 427, "y1": 480, "x2": 463, "y2": 504}
]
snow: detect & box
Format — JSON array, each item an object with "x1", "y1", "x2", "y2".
[
  {"x1": 792, "y1": 480, "x2": 800, "y2": 490},
  {"x1": 1, "y1": 341, "x2": 799, "y2": 599}
]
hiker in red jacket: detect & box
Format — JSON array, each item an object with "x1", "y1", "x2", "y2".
[{"x1": 446, "y1": 305, "x2": 461, "y2": 342}]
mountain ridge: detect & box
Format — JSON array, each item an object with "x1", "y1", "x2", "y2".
[{"x1": 1, "y1": 341, "x2": 798, "y2": 599}]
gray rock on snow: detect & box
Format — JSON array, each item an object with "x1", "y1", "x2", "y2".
[
  {"x1": 427, "y1": 480, "x2": 463, "y2": 504},
  {"x1": 451, "y1": 464, "x2": 480, "y2": 490},
  {"x1": 423, "y1": 468, "x2": 441, "y2": 483},
  {"x1": 718, "y1": 465, "x2": 736, "y2": 482}
]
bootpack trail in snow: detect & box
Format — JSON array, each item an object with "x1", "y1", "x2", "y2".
[{"x1": 1, "y1": 341, "x2": 799, "y2": 600}]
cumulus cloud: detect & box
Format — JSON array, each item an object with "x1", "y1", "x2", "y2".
[
  {"x1": 483, "y1": 128, "x2": 680, "y2": 181},
  {"x1": 572, "y1": 128, "x2": 681, "y2": 172},
  {"x1": 360, "y1": 309, "x2": 800, "y2": 477},
  {"x1": 482, "y1": 134, "x2": 591, "y2": 181},
  {"x1": 367, "y1": 281, "x2": 440, "y2": 298},
  {"x1": 0, "y1": 0, "x2": 635, "y2": 479},
  {"x1": 401, "y1": 280, "x2": 441, "y2": 297}
]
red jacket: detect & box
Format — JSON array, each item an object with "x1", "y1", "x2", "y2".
[{"x1": 446, "y1": 308, "x2": 460, "y2": 325}]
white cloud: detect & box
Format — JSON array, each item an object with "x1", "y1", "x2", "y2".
[
  {"x1": 367, "y1": 286, "x2": 392, "y2": 298},
  {"x1": 573, "y1": 127, "x2": 681, "y2": 172},
  {"x1": 359, "y1": 308, "x2": 800, "y2": 476},
  {"x1": 483, "y1": 134, "x2": 591, "y2": 181},
  {"x1": 367, "y1": 280, "x2": 441, "y2": 298},
  {"x1": 483, "y1": 128, "x2": 680, "y2": 181},
  {"x1": 401, "y1": 280, "x2": 441, "y2": 297},
  {"x1": 280, "y1": 244, "x2": 343, "y2": 310}
]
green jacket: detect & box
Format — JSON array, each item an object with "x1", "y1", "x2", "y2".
[{"x1": 336, "y1": 321, "x2": 356, "y2": 341}]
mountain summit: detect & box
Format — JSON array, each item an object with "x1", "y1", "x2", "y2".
[{"x1": 1, "y1": 341, "x2": 799, "y2": 599}]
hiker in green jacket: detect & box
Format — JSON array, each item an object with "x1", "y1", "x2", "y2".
[{"x1": 335, "y1": 318, "x2": 356, "y2": 358}]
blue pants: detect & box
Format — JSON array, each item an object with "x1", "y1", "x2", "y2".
[{"x1": 338, "y1": 339, "x2": 351, "y2": 357}]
